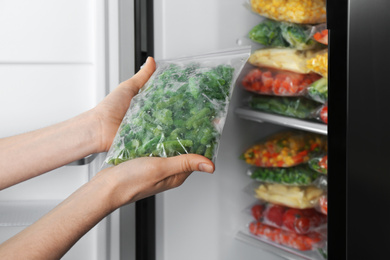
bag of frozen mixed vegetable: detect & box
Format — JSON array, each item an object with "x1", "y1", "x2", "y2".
[
  {"x1": 241, "y1": 130, "x2": 327, "y2": 168},
  {"x1": 308, "y1": 154, "x2": 327, "y2": 174},
  {"x1": 247, "y1": 164, "x2": 323, "y2": 186},
  {"x1": 248, "y1": 0, "x2": 326, "y2": 24},
  {"x1": 313, "y1": 24, "x2": 328, "y2": 45},
  {"x1": 103, "y1": 47, "x2": 250, "y2": 166},
  {"x1": 248, "y1": 221, "x2": 325, "y2": 251},
  {"x1": 242, "y1": 67, "x2": 321, "y2": 96},
  {"x1": 248, "y1": 95, "x2": 327, "y2": 123},
  {"x1": 249, "y1": 203, "x2": 327, "y2": 235},
  {"x1": 248, "y1": 19, "x2": 326, "y2": 50},
  {"x1": 254, "y1": 182, "x2": 325, "y2": 209},
  {"x1": 248, "y1": 48, "x2": 325, "y2": 75}
]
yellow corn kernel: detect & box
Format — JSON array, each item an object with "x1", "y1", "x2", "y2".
[
  {"x1": 250, "y1": 0, "x2": 326, "y2": 24},
  {"x1": 307, "y1": 51, "x2": 328, "y2": 77}
]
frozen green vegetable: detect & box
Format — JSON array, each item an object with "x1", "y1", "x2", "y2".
[
  {"x1": 307, "y1": 77, "x2": 328, "y2": 103},
  {"x1": 104, "y1": 48, "x2": 250, "y2": 166},
  {"x1": 247, "y1": 165, "x2": 322, "y2": 186},
  {"x1": 249, "y1": 19, "x2": 324, "y2": 50}
]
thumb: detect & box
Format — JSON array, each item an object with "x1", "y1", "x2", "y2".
[{"x1": 160, "y1": 154, "x2": 215, "y2": 176}]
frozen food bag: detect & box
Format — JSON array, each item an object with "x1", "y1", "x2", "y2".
[
  {"x1": 307, "y1": 77, "x2": 328, "y2": 104},
  {"x1": 313, "y1": 24, "x2": 328, "y2": 45},
  {"x1": 249, "y1": 0, "x2": 326, "y2": 24},
  {"x1": 306, "y1": 49, "x2": 328, "y2": 78},
  {"x1": 103, "y1": 47, "x2": 250, "y2": 166},
  {"x1": 248, "y1": 19, "x2": 325, "y2": 50},
  {"x1": 248, "y1": 48, "x2": 323, "y2": 74},
  {"x1": 241, "y1": 131, "x2": 327, "y2": 168},
  {"x1": 316, "y1": 194, "x2": 327, "y2": 215},
  {"x1": 242, "y1": 67, "x2": 321, "y2": 96},
  {"x1": 248, "y1": 221, "x2": 325, "y2": 251},
  {"x1": 308, "y1": 154, "x2": 327, "y2": 174},
  {"x1": 248, "y1": 95, "x2": 327, "y2": 123},
  {"x1": 250, "y1": 203, "x2": 327, "y2": 235},
  {"x1": 247, "y1": 164, "x2": 323, "y2": 186},
  {"x1": 254, "y1": 182, "x2": 325, "y2": 209}
]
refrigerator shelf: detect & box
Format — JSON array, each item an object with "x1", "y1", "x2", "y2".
[
  {"x1": 235, "y1": 231, "x2": 325, "y2": 260},
  {"x1": 235, "y1": 107, "x2": 327, "y2": 135},
  {"x1": 0, "y1": 200, "x2": 59, "y2": 227}
]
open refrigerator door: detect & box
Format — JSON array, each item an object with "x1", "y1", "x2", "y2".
[{"x1": 154, "y1": 0, "x2": 327, "y2": 259}]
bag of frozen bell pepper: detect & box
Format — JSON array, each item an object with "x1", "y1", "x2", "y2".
[
  {"x1": 103, "y1": 47, "x2": 250, "y2": 166},
  {"x1": 249, "y1": 0, "x2": 327, "y2": 24},
  {"x1": 247, "y1": 164, "x2": 323, "y2": 186},
  {"x1": 250, "y1": 203, "x2": 327, "y2": 235},
  {"x1": 242, "y1": 67, "x2": 321, "y2": 96},
  {"x1": 308, "y1": 154, "x2": 327, "y2": 174},
  {"x1": 241, "y1": 131, "x2": 327, "y2": 168},
  {"x1": 313, "y1": 24, "x2": 328, "y2": 45},
  {"x1": 254, "y1": 182, "x2": 325, "y2": 209},
  {"x1": 248, "y1": 19, "x2": 325, "y2": 50}
]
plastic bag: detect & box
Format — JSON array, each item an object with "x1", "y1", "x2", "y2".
[
  {"x1": 249, "y1": 221, "x2": 324, "y2": 251},
  {"x1": 241, "y1": 131, "x2": 327, "y2": 167},
  {"x1": 254, "y1": 182, "x2": 325, "y2": 209},
  {"x1": 247, "y1": 164, "x2": 323, "y2": 186},
  {"x1": 306, "y1": 49, "x2": 328, "y2": 78},
  {"x1": 316, "y1": 194, "x2": 327, "y2": 215},
  {"x1": 307, "y1": 77, "x2": 328, "y2": 103},
  {"x1": 242, "y1": 67, "x2": 321, "y2": 96},
  {"x1": 248, "y1": 19, "x2": 325, "y2": 50},
  {"x1": 103, "y1": 47, "x2": 250, "y2": 166},
  {"x1": 248, "y1": 48, "x2": 325, "y2": 75},
  {"x1": 308, "y1": 154, "x2": 327, "y2": 174},
  {"x1": 249, "y1": 0, "x2": 326, "y2": 24},
  {"x1": 313, "y1": 24, "x2": 328, "y2": 45},
  {"x1": 248, "y1": 95, "x2": 328, "y2": 124},
  {"x1": 250, "y1": 203, "x2": 327, "y2": 235}
]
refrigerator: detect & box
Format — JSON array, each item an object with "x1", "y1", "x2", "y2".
[{"x1": 1, "y1": 0, "x2": 389, "y2": 259}]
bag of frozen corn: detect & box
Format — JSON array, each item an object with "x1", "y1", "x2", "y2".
[
  {"x1": 306, "y1": 49, "x2": 328, "y2": 78},
  {"x1": 249, "y1": 0, "x2": 326, "y2": 24}
]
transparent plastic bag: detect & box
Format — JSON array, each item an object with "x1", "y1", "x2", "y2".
[
  {"x1": 248, "y1": 95, "x2": 328, "y2": 124},
  {"x1": 248, "y1": 0, "x2": 326, "y2": 24},
  {"x1": 248, "y1": 221, "x2": 325, "y2": 251},
  {"x1": 248, "y1": 19, "x2": 326, "y2": 50},
  {"x1": 307, "y1": 77, "x2": 328, "y2": 104},
  {"x1": 241, "y1": 130, "x2": 327, "y2": 167},
  {"x1": 254, "y1": 182, "x2": 325, "y2": 209},
  {"x1": 313, "y1": 24, "x2": 328, "y2": 45},
  {"x1": 242, "y1": 67, "x2": 321, "y2": 96},
  {"x1": 247, "y1": 164, "x2": 323, "y2": 186},
  {"x1": 316, "y1": 194, "x2": 328, "y2": 215},
  {"x1": 103, "y1": 47, "x2": 250, "y2": 166},
  {"x1": 248, "y1": 48, "x2": 326, "y2": 75},
  {"x1": 249, "y1": 203, "x2": 327, "y2": 235},
  {"x1": 308, "y1": 154, "x2": 327, "y2": 174}
]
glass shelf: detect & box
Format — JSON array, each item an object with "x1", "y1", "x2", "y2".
[
  {"x1": 236, "y1": 231, "x2": 326, "y2": 260},
  {"x1": 235, "y1": 107, "x2": 327, "y2": 135}
]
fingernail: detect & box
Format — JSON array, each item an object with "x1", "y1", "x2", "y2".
[{"x1": 199, "y1": 163, "x2": 214, "y2": 173}]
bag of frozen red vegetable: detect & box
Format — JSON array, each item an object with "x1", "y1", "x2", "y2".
[
  {"x1": 248, "y1": 48, "x2": 325, "y2": 75},
  {"x1": 248, "y1": 19, "x2": 325, "y2": 50},
  {"x1": 254, "y1": 182, "x2": 325, "y2": 209},
  {"x1": 312, "y1": 24, "x2": 328, "y2": 45},
  {"x1": 247, "y1": 164, "x2": 323, "y2": 186},
  {"x1": 248, "y1": 0, "x2": 326, "y2": 24},
  {"x1": 248, "y1": 221, "x2": 324, "y2": 251},
  {"x1": 242, "y1": 67, "x2": 321, "y2": 96},
  {"x1": 103, "y1": 47, "x2": 250, "y2": 166},
  {"x1": 241, "y1": 131, "x2": 327, "y2": 167},
  {"x1": 308, "y1": 154, "x2": 327, "y2": 174},
  {"x1": 250, "y1": 203, "x2": 327, "y2": 235},
  {"x1": 316, "y1": 194, "x2": 327, "y2": 215},
  {"x1": 248, "y1": 95, "x2": 327, "y2": 123}
]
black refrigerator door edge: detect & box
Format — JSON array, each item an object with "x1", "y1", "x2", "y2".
[
  {"x1": 327, "y1": 0, "x2": 348, "y2": 259},
  {"x1": 134, "y1": 1, "x2": 155, "y2": 260}
]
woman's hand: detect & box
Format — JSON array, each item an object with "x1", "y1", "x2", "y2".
[
  {"x1": 93, "y1": 57, "x2": 156, "y2": 152},
  {"x1": 94, "y1": 154, "x2": 215, "y2": 209}
]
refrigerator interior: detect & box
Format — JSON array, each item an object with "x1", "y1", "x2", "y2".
[
  {"x1": 154, "y1": 1, "x2": 327, "y2": 260},
  {"x1": 0, "y1": 0, "x2": 130, "y2": 259}
]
